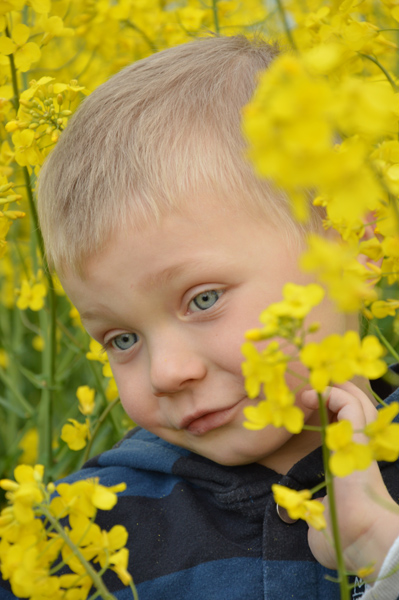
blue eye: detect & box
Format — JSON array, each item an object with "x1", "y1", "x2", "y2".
[
  {"x1": 111, "y1": 332, "x2": 138, "y2": 350},
  {"x1": 190, "y1": 290, "x2": 222, "y2": 311}
]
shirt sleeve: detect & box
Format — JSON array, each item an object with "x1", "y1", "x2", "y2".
[{"x1": 362, "y1": 536, "x2": 399, "y2": 600}]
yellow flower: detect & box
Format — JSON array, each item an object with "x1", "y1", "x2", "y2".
[
  {"x1": 336, "y1": 78, "x2": 398, "y2": 140},
  {"x1": 370, "y1": 299, "x2": 399, "y2": 318},
  {"x1": 39, "y1": 14, "x2": 74, "y2": 45},
  {"x1": 272, "y1": 484, "x2": 326, "y2": 530},
  {"x1": 357, "y1": 564, "x2": 375, "y2": 579},
  {"x1": 353, "y1": 334, "x2": 387, "y2": 380},
  {"x1": 11, "y1": 129, "x2": 42, "y2": 167},
  {"x1": 0, "y1": 25, "x2": 41, "y2": 72},
  {"x1": 0, "y1": 464, "x2": 44, "y2": 524},
  {"x1": 300, "y1": 331, "x2": 386, "y2": 392},
  {"x1": 106, "y1": 377, "x2": 119, "y2": 401},
  {"x1": 61, "y1": 419, "x2": 91, "y2": 451},
  {"x1": 16, "y1": 278, "x2": 47, "y2": 311},
  {"x1": 70, "y1": 305, "x2": 83, "y2": 328},
  {"x1": 243, "y1": 394, "x2": 304, "y2": 434},
  {"x1": 32, "y1": 335, "x2": 44, "y2": 351},
  {"x1": 247, "y1": 283, "x2": 324, "y2": 343},
  {"x1": 86, "y1": 338, "x2": 112, "y2": 377},
  {"x1": 28, "y1": 0, "x2": 51, "y2": 13},
  {"x1": 381, "y1": 236, "x2": 399, "y2": 285},
  {"x1": 241, "y1": 341, "x2": 287, "y2": 399},
  {"x1": 300, "y1": 234, "x2": 378, "y2": 312},
  {"x1": 326, "y1": 420, "x2": 373, "y2": 477},
  {"x1": 364, "y1": 403, "x2": 399, "y2": 462},
  {"x1": 76, "y1": 385, "x2": 96, "y2": 416},
  {"x1": 18, "y1": 428, "x2": 38, "y2": 465},
  {"x1": 267, "y1": 283, "x2": 325, "y2": 320},
  {"x1": 50, "y1": 479, "x2": 126, "y2": 520},
  {"x1": 109, "y1": 547, "x2": 132, "y2": 585},
  {"x1": 300, "y1": 333, "x2": 355, "y2": 392}
]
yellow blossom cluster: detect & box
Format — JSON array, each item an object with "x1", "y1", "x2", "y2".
[
  {"x1": 0, "y1": 464, "x2": 134, "y2": 599},
  {"x1": 242, "y1": 283, "x2": 327, "y2": 433},
  {"x1": 242, "y1": 0, "x2": 399, "y2": 316},
  {"x1": 241, "y1": 283, "x2": 393, "y2": 484},
  {"x1": 6, "y1": 77, "x2": 86, "y2": 168},
  {"x1": 300, "y1": 331, "x2": 387, "y2": 393}
]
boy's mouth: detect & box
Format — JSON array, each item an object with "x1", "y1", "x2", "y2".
[{"x1": 181, "y1": 398, "x2": 245, "y2": 436}]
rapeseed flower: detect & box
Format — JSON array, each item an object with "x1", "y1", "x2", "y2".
[
  {"x1": 272, "y1": 484, "x2": 326, "y2": 530},
  {"x1": 0, "y1": 464, "x2": 44, "y2": 524},
  {"x1": 364, "y1": 402, "x2": 399, "y2": 462},
  {"x1": 243, "y1": 392, "x2": 304, "y2": 433},
  {"x1": 241, "y1": 341, "x2": 288, "y2": 399},
  {"x1": 16, "y1": 277, "x2": 47, "y2": 311},
  {"x1": 77, "y1": 385, "x2": 96, "y2": 416},
  {"x1": 0, "y1": 25, "x2": 41, "y2": 72},
  {"x1": 326, "y1": 420, "x2": 373, "y2": 477},
  {"x1": 50, "y1": 479, "x2": 126, "y2": 520},
  {"x1": 300, "y1": 331, "x2": 386, "y2": 392},
  {"x1": 61, "y1": 418, "x2": 90, "y2": 451}
]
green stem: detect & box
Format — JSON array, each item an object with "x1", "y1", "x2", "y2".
[
  {"x1": 38, "y1": 290, "x2": 57, "y2": 477},
  {"x1": 39, "y1": 505, "x2": 116, "y2": 600},
  {"x1": 359, "y1": 54, "x2": 398, "y2": 92},
  {"x1": 0, "y1": 368, "x2": 34, "y2": 417},
  {"x1": 7, "y1": 26, "x2": 58, "y2": 476},
  {"x1": 310, "y1": 480, "x2": 327, "y2": 495},
  {"x1": 302, "y1": 424, "x2": 322, "y2": 432},
  {"x1": 212, "y1": 0, "x2": 220, "y2": 35},
  {"x1": 129, "y1": 579, "x2": 140, "y2": 600},
  {"x1": 373, "y1": 324, "x2": 399, "y2": 363},
  {"x1": 81, "y1": 398, "x2": 120, "y2": 465},
  {"x1": 275, "y1": 0, "x2": 297, "y2": 51},
  {"x1": 286, "y1": 367, "x2": 309, "y2": 383},
  {"x1": 318, "y1": 392, "x2": 350, "y2": 600},
  {"x1": 6, "y1": 27, "x2": 19, "y2": 112}
]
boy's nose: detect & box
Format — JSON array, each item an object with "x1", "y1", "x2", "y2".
[{"x1": 149, "y1": 338, "x2": 207, "y2": 396}]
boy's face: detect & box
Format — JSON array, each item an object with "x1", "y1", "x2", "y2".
[{"x1": 62, "y1": 199, "x2": 345, "y2": 473}]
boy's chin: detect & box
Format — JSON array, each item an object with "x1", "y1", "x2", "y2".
[{"x1": 180, "y1": 431, "x2": 293, "y2": 469}]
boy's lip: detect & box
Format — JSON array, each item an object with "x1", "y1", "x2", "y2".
[{"x1": 180, "y1": 398, "x2": 245, "y2": 436}]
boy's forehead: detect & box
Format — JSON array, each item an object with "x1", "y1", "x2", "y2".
[{"x1": 72, "y1": 198, "x2": 299, "y2": 286}]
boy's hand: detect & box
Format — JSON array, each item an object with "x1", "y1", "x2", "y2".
[{"x1": 301, "y1": 382, "x2": 399, "y2": 580}]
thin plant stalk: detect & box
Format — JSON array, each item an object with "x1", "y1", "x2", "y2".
[
  {"x1": 212, "y1": 0, "x2": 220, "y2": 35},
  {"x1": 81, "y1": 398, "x2": 121, "y2": 465},
  {"x1": 7, "y1": 28, "x2": 57, "y2": 475},
  {"x1": 318, "y1": 392, "x2": 350, "y2": 600},
  {"x1": 39, "y1": 505, "x2": 117, "y2": 600},
  {"x1": 275, "y1": 0, "x2": 297, "y2": 50}
]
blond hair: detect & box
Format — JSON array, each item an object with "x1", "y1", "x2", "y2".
[{"x1": 38, "y1": 35, "x2": 320, "y2": 273}]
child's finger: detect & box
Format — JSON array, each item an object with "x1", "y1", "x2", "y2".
[
  {"x1": 326, "y1": 382, "x2": 378, "y2": 425},
  {"x1": 300, "y1": 383, "x2": 378, "y2": 435}
]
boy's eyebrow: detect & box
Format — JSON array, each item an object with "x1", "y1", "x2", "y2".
[
  {"x1": 141, "y1": 263, "x2": 188, "y2": 291},
  {"x1": 140, "y1": 258, "x2": 217, "y2": 291},
  {"x1": 80, "y1": 306, "x2": 114, "y2": 323}
]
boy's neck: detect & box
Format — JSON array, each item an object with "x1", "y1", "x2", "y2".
[{"x1": 257, "y1": 418, "x2": 322, "y2": 475}]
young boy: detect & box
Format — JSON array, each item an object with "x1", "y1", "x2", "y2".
[{"x1": 3, "y1": 35, "x2": 399, "y2": 599}]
